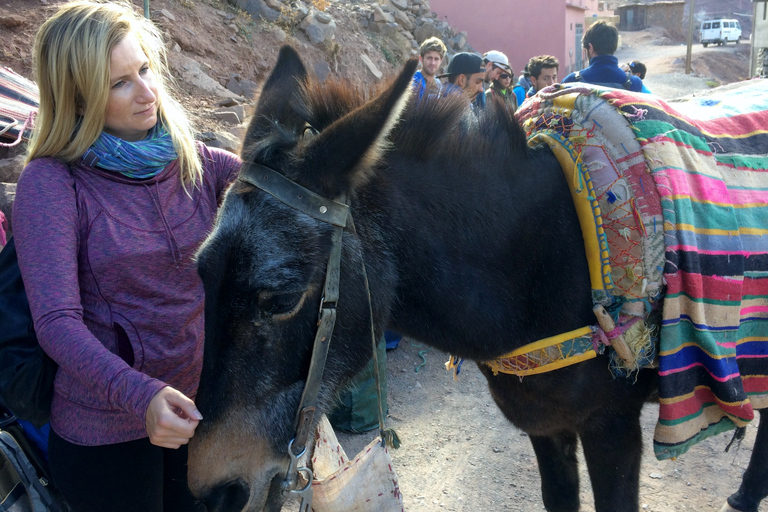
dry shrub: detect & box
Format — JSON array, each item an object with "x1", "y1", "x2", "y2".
[{"x1": 313, "y1": 0, "x2": 330, "y2": 11}]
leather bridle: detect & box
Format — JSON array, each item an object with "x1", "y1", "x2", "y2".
[{"x1": 238, "y1": 162, "x2": 350, "y2": 512}]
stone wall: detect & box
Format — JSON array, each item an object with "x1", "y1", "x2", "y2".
[{"x1": 645, "y1": 2, "x2": 685, "y2": 40}]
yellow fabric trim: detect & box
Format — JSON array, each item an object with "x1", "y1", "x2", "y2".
[
  {"x1": 504, "y1": 349, "x2": 596, "y2": 377},
  {"x1": 669, "y1": 223, "x2": 743, "y2": 236},
  {"x1": 483, "y1": 326, "x2": 596, "y2": 377},
  {"x1": 552, "y1": 92, "x2": 579, "y2": 111},
  {"x1": 528, "y1": 132, "x2": 609, "y2": 290},
  {"x1": 502, "y1": 326, "x2": 593, "y2": 356},
  {"x1": 666, "y1": 196, "x2": 768, "y2": 210}
]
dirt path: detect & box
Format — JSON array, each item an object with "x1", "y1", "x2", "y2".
[
  {"x1": 331, "y1": 341, "x2": 763, "y2": 512},
  {"x1": 614, "y1": 28, "x2": 751, "y2": 99}
]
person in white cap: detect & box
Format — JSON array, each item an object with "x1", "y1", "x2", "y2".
[{"x1": 476, "y1": 50, "x2": 512, "y2": 109}]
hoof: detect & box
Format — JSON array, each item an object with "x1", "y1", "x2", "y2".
[{"x1": 719, "y1": 503, "x2": 744, "y2": 512}]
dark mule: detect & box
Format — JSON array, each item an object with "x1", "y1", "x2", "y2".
[{"x1": 188, "y1": 46, "x2": 768, "y2": 512}]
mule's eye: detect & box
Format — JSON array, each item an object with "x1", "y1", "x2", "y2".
[{"x1": 258, "y1": 292, "x2": 305, "y2": 318}]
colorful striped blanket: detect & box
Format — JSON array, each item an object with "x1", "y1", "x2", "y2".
[
  {"x1": 516, "y1": 79, "x2": 768, "y2": 460},
  {"x1": 0, "y1": 66, "x2": 38, "y2": 146}
]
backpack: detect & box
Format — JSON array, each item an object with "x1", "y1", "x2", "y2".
[
  {"x1": 572, "y1": 70, "x2": 634, "y2": 90},
  {"x1": 0, "y1": 405, "x2": 67, "y2": 511},
  {"x1": 0, "y1": 66, "x2": 54, "y2": 428},
  {"x1": 512, "y1": 84, "x2": 527, "y2": 105},
  {"x1": 0, "y1": 238, "x2": 57, "y2": 428},
  {"x1": 0, "y1": 211, "x2": 7, "y2": 247}
]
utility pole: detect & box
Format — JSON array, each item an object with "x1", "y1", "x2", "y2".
[
  {"x1": 144, "y1": 0, "x2": 150, "y2": 18},
  {"x1": 685, "y1": 0, "x2": 696, "y2": 74},
  {"x1": 750, "y1": 1, "x2": 757, "y2": 77}
]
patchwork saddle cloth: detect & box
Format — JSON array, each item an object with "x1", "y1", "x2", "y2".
[{"x1": 516, "y1": 79, "x2": 768, "y2": 460}]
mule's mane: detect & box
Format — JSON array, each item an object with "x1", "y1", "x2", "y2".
[
  {"x1": 393, "y1": 93, "x2": 531, "y2": 165},
  {"x1": 296, "y1": 76, "x2": 533, "y2": 167}
]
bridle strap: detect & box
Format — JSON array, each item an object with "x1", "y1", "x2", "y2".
[
  {"x1": 237, "y1": 163, "x2": 349, "y2": 502},
  {"x1": 239, "y1": 163, "x2": 349, "y2": 227},
  {"x1": 290, "y1": 221, "x2": 344, "y2": 454}
]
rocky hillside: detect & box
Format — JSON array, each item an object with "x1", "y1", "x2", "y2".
[
  {"x1": 0, "y1": 0, "x2": 475, "y2": 133},
  {"x1": 0, "y1": 0, "x2": 476, "y2": 235}
]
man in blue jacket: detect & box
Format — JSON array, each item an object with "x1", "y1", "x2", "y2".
[
  {"x1": 561, "y1": 20, "x2": 645, "y2": 93},
  {"x1": 413, "y1": 37, "x2": 447, "y2": 100}
]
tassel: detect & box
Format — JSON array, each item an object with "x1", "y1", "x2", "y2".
[
  {"x1": 381, "y1": 428, "x2": 401, "y2": 449},
  {"x1": 725, "y1": 427, "x2": 746, "y2": 453}
]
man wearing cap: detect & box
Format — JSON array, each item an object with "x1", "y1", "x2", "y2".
[
  {"x1": 437, "y1": 52, "x2": 486, "y2": 105},
  {"x1": 475, "y1": 50, "x2": 512, "y2": 109}
]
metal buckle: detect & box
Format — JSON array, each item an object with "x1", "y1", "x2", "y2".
[{"x1": 282, "y1": 438, "x2": 314, "y2": 512}]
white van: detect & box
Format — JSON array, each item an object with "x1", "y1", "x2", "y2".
[{"x1": 700, "y1": 19, "x2": 742, "y2": 47}]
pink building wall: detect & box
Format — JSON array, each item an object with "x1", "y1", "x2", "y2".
[{"x1": 429, "y1": 0, "x2": 613, "y2": 77}]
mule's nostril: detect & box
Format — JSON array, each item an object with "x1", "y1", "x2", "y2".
[{"x1": 201, "y1": 479, "x2": 250, "y2": 512}]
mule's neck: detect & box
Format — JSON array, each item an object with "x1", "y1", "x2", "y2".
[{"x1": 358, "y1": 145, "x2": 595, "y2": 361}]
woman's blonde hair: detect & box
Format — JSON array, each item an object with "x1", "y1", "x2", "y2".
[{"x1": 27, "y1": 0, "x2": 202, "y2": 186}]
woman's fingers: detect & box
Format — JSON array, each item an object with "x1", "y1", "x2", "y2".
[{"x1": 146, "y1": 386, "x2": 203, "y2": 447}]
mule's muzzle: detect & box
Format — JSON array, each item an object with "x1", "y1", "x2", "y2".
[{"x1": 200, "y1": 479, "x2": 250, "y2": 512}]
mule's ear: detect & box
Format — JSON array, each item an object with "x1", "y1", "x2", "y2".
[
  {"x1": 297, "y1": 57, "x2": 419, "y2": 198},
  {"x1": 245, "y1": 46, "x2": 308, "y2": 145}
]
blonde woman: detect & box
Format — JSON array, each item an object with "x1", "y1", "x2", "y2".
[{"x1": 13, "y1": 2, "x2": 241, "y2": 510}]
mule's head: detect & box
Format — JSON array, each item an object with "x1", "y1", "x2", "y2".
[{"x1": 188, "y1": 46, "x2": 417, "y2": 512}]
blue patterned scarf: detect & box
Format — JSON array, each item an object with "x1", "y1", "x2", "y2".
[{"x1": 82, "y1": 123, "x2": 178, "y2": 179}]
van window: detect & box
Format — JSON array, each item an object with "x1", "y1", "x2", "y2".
[
  {"x1": 713, "y1": 22, "x2": 721, "y2": 28},
  {"x1": 703, "y1": 22, "x2": 711, "y2": 29},
  {"x1": 736, "y1": 22, "x2": 741, "y2": 29},
  {"x1": 726, "y1": 22, "x2": 732, "y2": 28}
]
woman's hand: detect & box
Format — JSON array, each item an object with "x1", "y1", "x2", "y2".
[{"x1": 145, "y1": 386, "x2": 204, "y2": 449}]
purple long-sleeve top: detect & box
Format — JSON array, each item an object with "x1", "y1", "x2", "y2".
[{"x1": 13, "y1": 143, "x2": 241, "y2": 445}]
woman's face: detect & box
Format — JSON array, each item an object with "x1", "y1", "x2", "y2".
[
  {"x1": 103, "y1": 32, "x2": 158, "y2": 142},
  {"x1": 499, "y1": 74, "x2": 512, "y2": 89}
]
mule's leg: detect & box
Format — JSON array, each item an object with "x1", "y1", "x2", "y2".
[
  {"x1": 722, "y1": 410, "x2": 768, "y2": 512},
  {"x1": 579, "y1": 413, "x2": 643, "y2": 512},
  {"x1": 528, "y1": 433, "x2": 580, "y2": 512}
]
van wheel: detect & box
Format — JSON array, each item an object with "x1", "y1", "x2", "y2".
[
  {"x1": 703, "y1": 43, "x2": 709, "y2": 47},
  {"x1": 735, "y1": 37, "x2": 740, "y2": 44},
  {"x1": 723, "y1": 38, "x2": 728, "y2": 45}
]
